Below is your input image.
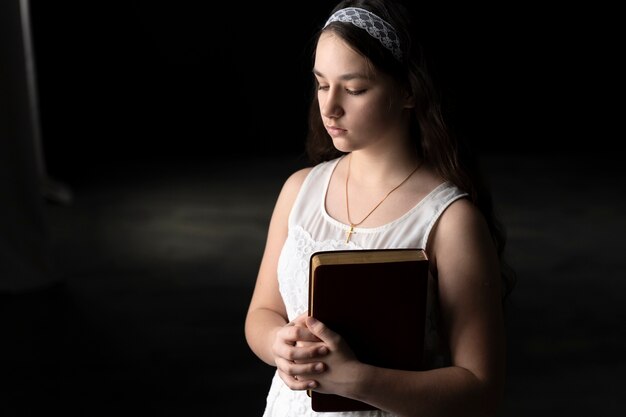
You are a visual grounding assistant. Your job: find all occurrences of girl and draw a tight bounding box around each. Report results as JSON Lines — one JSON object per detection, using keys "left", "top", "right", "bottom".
{"left": 245, "top": 1, "right": 515, "bottom": 415}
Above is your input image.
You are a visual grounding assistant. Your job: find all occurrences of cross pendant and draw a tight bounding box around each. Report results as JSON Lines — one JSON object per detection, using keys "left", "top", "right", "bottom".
{"left": 345, "top": 224, "right": 355, "bottom": 243}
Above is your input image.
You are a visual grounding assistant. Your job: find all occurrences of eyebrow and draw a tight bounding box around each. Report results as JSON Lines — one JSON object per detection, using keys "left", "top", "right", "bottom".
{"left": 312, "top": 69, "right": 370, "bottom": 81}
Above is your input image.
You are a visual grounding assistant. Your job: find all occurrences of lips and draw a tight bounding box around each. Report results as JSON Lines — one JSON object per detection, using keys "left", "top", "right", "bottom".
{"left": 326, "top": 125, "right": 347, "bottom": 136}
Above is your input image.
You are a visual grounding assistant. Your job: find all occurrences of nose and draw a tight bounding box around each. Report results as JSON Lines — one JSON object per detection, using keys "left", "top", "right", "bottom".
{"left": 320, "top": 87, "right": 344, "bottom": 119}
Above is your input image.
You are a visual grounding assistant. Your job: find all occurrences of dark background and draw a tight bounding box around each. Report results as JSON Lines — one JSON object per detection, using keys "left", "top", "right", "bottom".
{"left": 3, "top": 1, "right": 624, "bottom": 416}
{"left": 29, "top": 1, "right": 620, "bottom": 182}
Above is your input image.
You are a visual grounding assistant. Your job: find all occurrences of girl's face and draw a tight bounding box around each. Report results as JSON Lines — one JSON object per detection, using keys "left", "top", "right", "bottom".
{"left": 313, "top": 31, "right": 410, "bottom": 153}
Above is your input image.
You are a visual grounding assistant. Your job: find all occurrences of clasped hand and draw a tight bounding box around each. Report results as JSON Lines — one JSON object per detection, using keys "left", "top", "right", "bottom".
{"left": 272, "top": 313, "right": 360, "bottom": 395}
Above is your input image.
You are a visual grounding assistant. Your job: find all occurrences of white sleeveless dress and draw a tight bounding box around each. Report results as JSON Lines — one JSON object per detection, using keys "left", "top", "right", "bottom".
{"left": 262, "top": 156, "right": 468, "bottom": 417}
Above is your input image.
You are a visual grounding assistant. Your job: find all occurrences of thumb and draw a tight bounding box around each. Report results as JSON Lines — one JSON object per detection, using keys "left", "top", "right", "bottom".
{"left": 306, "top": 316, "right": 340, "bottom": 347}
{"left": 291, "top": 312, "right": 309, "bottom": 327}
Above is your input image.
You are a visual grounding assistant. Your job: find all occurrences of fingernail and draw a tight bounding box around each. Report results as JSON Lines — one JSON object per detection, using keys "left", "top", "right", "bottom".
{"left": 308, "top": 381, "right": 317, "bottom": 388}
{"left": 318, "top": 346, "right": 328, "bottom": 355}
{"left": 314, "top": 363, "right": 324, "bottom": 372}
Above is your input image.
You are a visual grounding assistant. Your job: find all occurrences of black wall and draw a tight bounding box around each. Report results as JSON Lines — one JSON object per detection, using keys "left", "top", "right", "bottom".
{"left": 29, "top": 1, "right": 619, "bottom": 182}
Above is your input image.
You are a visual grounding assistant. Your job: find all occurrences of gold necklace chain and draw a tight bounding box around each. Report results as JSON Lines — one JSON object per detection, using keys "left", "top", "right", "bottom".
{"left": 344, "top": 154, "right": 420, "bottom": 243}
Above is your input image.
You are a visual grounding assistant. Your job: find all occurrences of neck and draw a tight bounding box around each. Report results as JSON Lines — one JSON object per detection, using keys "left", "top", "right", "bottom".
{"left": 346, "top": 149, "right": 420, "bottom": 187}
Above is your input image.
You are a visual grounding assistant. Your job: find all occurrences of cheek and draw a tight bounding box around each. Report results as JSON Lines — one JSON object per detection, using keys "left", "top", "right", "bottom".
{"left": 356, "top": 100, "right": 393, "bottom": 127}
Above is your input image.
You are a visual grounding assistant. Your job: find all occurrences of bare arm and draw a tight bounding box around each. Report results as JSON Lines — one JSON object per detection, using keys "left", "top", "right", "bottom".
{"left": 244, "top": 167, "right": 328, "bottom": 389}
{"left": 302, "top": 198, "right": 506, "bottom": 417}
{"left": 244, "top": 168, "right": 308, "bottom": 364}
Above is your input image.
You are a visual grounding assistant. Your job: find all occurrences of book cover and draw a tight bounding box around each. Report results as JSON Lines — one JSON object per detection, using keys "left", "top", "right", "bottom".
{"left": 307, "top": 248, "right": 429, "bottom": 412}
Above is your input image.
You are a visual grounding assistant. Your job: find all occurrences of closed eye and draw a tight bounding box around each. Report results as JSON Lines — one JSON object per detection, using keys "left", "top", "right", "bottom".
{"left": 316, "top": 84, "right": 366, "bottom": 96}
{"left": 346, "top": 89, "right": 366, "bottom": 96}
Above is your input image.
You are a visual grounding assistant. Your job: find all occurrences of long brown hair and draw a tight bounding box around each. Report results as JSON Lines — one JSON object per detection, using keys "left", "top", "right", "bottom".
{"left": 305, "top": 0, "right": 516, "bottom": 300}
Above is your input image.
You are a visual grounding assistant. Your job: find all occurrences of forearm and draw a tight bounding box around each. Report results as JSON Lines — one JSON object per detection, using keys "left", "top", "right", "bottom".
{"left": 245, "top": 307, "right": 287, "bottom": 366}
{"left": 350, "top": 364, "right": 501, "bottom": 417}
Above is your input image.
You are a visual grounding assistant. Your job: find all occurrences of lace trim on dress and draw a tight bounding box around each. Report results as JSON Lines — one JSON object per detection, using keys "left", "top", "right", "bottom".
{"left": 277, "top": 225, "right": 361, "bottom": 321}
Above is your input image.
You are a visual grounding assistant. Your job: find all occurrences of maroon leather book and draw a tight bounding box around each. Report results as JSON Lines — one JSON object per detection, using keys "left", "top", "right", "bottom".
{"left": 307, "top": 248, "right": 429, "bottom": 412}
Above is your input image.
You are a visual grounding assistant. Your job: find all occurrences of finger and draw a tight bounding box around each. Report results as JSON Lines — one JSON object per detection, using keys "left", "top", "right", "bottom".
{"left": 306, "top": 316, "right": 340, "bottom": 346}
{"left": 277, "top": 369, "right": 318, "bottom": 391}
{"left": 276, "top": 357, "right": 325, "bottom": 376}
{"left": 276, "top": 342, "right": 329, "bottom": 363}
{"left": 282, "top": 324, "right": 323, "bottom": 344}
{"left": 290, "top": 312, "right": 312, "bottom": 326}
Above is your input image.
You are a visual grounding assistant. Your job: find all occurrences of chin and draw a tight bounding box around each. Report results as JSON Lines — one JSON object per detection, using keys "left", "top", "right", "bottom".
{"left": 331, "top": 138, "right": 353, "bottom": 153}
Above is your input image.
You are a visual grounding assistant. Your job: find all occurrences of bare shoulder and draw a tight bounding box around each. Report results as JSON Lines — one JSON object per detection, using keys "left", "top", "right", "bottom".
{"left": 271, "top": 166, "right": 314, "bottom": 217}
{"left": 278, "top": 167, "right": 313, "bottom": 203}
{"left": 436, "top": 197, "right": 487, "bottom": 234}
{"left": 283, "top": 167, "right": 313, "bottom": 191}
{"left": 429, "top": 197, "right": 499, "bottom": 278}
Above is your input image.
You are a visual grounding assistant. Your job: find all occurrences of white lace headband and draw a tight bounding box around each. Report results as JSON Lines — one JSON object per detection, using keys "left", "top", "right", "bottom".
{"left": 323, "top": 7, "right": 402, "bottom": 61}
